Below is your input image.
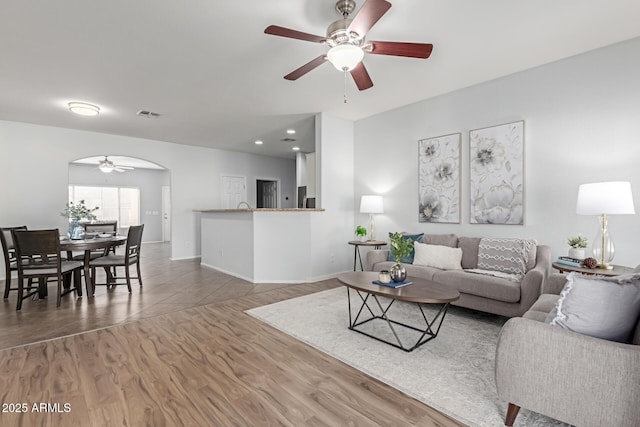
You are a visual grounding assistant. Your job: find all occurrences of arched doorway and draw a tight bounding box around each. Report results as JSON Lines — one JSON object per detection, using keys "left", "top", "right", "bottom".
{"left": 68, "top": 155, "right": 171, "bottom": 253}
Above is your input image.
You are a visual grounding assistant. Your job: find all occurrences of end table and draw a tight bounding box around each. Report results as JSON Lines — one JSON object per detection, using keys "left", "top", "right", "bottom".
{"left": 348, "top": 240, "right": 387, "bottom": 271}
{"left": 551, "top": 261, "right": 635, "bottom": 276}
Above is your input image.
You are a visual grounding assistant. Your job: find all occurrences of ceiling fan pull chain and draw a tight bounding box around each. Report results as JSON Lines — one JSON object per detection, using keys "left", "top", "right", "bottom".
{"left": 343, "top": 69, "right": 348, "bottom": 103}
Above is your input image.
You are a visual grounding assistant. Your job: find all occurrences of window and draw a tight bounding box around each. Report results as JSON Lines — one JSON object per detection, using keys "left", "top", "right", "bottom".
{"left": 68, "top": 186, "right": 140, "bottom": 227}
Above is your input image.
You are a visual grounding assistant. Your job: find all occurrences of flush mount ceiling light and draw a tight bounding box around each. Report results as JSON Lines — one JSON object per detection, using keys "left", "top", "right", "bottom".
{"left": 68, "top": 102, "right": 100, "bottom": 116}
{"left": 286, "top": 129, "right": 296, "bottom": 134}
{"left": 292, "top": 146, "right": 300, "bottom": 151}
{"left": 327, "top": 44, "right": 364, "bottom": 71}
{"left": 254, "top": 140, "right": 264, "bottom": 145}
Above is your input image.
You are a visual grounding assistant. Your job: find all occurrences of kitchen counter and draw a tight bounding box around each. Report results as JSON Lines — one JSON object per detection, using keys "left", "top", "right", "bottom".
{"left": 198, "top": 209, "right": 324, "bottom": 283}
{"left": 194, "top": 208, "right": 324, "bottom": 212}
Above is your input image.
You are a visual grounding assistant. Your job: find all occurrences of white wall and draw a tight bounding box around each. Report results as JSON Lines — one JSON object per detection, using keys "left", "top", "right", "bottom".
{"left": 0, "top": 121, "right": 297, "bottom": 273}
{"left": 354, "top": 37, "right": 640, "bottom": 267}
{"left": 68, "top": 164, "right": 170, "bottom": 242}
{"left": 309, "top": 113, "right": 355, "bottom": 278}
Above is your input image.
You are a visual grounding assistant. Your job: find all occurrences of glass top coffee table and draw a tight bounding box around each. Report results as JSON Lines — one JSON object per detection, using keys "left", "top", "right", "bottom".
{"left": 337, "top": 271, "right": 460, "bottom": 352}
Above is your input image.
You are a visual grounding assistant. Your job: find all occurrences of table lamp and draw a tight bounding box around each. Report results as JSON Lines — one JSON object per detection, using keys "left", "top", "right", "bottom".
{"left": 359, "top": 195, "right": 384, "bottom": 241}
{"left": 576, "top": 181, "right": 635, "bottom": 269}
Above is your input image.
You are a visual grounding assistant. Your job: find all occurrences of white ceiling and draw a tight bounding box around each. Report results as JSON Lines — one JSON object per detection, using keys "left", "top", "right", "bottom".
{"left": 1, "top": 1, "right": 639, "bottom": 159}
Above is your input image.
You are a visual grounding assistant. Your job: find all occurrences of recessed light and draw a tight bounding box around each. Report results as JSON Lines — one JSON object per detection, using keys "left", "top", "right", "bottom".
{"left": 255, "top": 140, "right": 263, "bottom": 145}
{"left": 286, "top": 129, "right": 296, "bottom": 135}
{"left": 292, "top": 146, "right": 300, "bottom": 151}
{"left": 68, "top": 102, "right": 100, "bottom": 116}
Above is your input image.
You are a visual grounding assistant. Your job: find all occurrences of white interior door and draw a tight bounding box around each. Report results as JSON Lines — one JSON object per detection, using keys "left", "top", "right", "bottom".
{"left": 161, "top": 186, "right": 171, "bottom": 242}
{"left": 222, "top": 175, "right": 247, "bottom": 208}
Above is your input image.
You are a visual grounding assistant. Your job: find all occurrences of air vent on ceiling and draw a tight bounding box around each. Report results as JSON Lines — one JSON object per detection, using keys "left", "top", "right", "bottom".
{"left": 281, "top": 137, "right": 296, "bottom": 142}
{"left": 136, "top": 110, "right": 161, "bottom": 118}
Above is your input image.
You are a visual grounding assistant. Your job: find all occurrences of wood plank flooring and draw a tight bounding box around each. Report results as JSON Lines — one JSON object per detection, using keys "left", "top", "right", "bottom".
{"left": 0, "top": 243, "right": 466, "bottom": 426}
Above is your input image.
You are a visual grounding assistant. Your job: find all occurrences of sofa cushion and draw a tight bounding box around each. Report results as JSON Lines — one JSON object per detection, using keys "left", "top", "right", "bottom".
{"left": 477, "top": 238, "right": 537, "bottom": 278}
{"left": 432, "top": 270, "right": 521, "bottom": 303}
{"left": 413, "top": 242, "right": 462, "bottom": 270}
{"left": 387, "top": 233, "right": 423, "bottom": 263}
{"left": 545, "top": 272, "right": 640, "bottom": 343}
{"left": 421, "top": 233, "right": 458, "bottom": 248}
{"left": 458, "top": 237, "right": 481, "bottom": 269}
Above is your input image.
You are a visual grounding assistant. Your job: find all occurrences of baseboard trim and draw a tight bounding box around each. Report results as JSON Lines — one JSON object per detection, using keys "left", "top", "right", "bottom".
{"left": 199, "top": 263, "right": 349, "bottom": 284}
{"left": 170, "top": 255, "right": 202, "bottom": 261}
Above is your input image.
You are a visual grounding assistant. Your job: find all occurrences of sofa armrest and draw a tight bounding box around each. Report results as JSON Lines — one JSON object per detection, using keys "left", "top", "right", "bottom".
{"left": 542, "top": 273, "right": 567, "bottom": 295}
{"left": 495, "top": 317, "right": 640, "bottom": 426}
{"left": 365, "top": 249, "right": 390, "bottom": 271}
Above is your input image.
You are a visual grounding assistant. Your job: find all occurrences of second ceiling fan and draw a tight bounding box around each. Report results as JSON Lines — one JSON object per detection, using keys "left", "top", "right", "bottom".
{"left": 265, "top": 0, "right": 433, "bottom": 91}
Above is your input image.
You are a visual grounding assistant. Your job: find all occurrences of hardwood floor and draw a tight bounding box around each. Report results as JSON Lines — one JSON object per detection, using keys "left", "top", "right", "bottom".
{"left": 0, "top": 243, "right": 466, "bottom": 426}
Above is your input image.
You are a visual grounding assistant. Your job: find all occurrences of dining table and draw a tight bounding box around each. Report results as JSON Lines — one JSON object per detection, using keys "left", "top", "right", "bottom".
{"left": 60, "top": 235, "right": 127, "bottom": 297}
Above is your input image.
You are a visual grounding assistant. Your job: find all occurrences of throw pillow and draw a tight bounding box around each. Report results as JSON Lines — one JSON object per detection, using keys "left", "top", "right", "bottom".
{"left": 476, "top": 238, "right": 537, "bottom": 278}
{"left": 413, "top": 242, "right": 462, "bottom": 270}
{"left": 545, "top": 272, "right": 640, "bottom": 343}
{"left": 387, "top": 233, "right": 424, "bottom": 264}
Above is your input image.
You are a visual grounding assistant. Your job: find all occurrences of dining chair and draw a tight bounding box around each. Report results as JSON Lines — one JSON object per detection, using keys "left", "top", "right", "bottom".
{"left": 83, "top": 221, "right": 118, "bottom": 253}
{"left": 1, "top": 225, "right": 37, "bottom": 299}
{"left": 12, "top": 229, "right": 84, "bottom": 310}
{"left": 90, "top": 224, "right": 144, "bottom": 293}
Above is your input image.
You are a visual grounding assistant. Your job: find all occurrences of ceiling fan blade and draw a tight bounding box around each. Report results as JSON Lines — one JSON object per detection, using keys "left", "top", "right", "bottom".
{"left": 284, "top": 55, "right": 328, "bottom": 80}
{"left": 347, "top": 0, "right": 392, "bottom": 38}
{"left": 264, "top": 25, "right": 327, "bottom": 43}
{"left": 367, "top": 41, "right": 433, "bottom": 58}
{"left": 115, "top": 166, "right": 134, "bottom": 170}
{"left": 350, "top": 62, "right": 373, "bottom": 91}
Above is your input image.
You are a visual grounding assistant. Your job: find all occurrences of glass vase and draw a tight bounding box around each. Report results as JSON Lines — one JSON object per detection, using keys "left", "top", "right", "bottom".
{"left": 68, "top": 219, "right": 85, "bottom": 240}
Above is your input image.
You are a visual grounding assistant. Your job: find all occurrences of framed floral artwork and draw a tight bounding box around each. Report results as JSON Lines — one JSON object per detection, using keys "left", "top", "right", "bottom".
{"left": 418, "top": 133, "right": 461, "bottom": 223}
{"left": 469, "top": 120, "right": 524, "bottom": 224}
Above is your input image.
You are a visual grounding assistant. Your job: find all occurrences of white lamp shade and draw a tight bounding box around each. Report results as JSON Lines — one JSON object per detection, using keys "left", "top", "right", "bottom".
{"left": 360, "top": 195, "right": 384, "bottom": 214}
{"left": 327, "top": 44, "right": 364, "bottom": 71}
{"left": 576, "top": 181, "right": 635, "bottom": 215}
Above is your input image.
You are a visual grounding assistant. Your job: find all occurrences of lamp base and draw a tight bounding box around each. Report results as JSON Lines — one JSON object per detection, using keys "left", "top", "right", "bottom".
{"left": 597, "top": 264, "right": 614, "bottom": 270}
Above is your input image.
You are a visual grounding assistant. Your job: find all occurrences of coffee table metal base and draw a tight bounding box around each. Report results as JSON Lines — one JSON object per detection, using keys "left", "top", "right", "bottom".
{"left": 347, "top": 288, "right": 451, "bottom": 352}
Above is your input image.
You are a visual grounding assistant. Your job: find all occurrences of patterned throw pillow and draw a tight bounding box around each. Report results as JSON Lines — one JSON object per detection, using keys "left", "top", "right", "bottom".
{"left": 545, "top": 272, "right": 640, "bottom": 343}
{"left": 387, "top": 233, "right": 424, "bottom": 264}
{"left": 476, "top": 237, "right": 537, "bottom": 278}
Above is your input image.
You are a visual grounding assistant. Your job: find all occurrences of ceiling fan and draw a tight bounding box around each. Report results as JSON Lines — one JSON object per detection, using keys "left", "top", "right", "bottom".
{"left": 264, "top": 0, "right": 433, "bottom": 91}
{"left": 98, "top": 156, "right": 134, "bottom": 173}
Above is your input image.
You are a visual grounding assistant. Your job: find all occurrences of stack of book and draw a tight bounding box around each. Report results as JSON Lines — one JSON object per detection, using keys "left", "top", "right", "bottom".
{"left": 555, "top": 256, "right": 584, "bottom": 267}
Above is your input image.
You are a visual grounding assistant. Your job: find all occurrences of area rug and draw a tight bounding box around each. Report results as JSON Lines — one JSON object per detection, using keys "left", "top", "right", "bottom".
{"left": 246, "top": 287, "right": 569, "bottom": 427}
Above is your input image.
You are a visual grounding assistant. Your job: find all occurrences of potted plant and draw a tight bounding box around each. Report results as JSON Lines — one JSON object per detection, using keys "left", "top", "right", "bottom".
{"left": 388, "top": 232, "right": 414, "bottom": 282}
{"left": 61, "top": 200, "right": 100, "bottom": 239}
{"left": 355, "top": 225, "right": 367, "bottom": 241}
{"left": 567, "top": 234, "right": 588, "bottom": 259}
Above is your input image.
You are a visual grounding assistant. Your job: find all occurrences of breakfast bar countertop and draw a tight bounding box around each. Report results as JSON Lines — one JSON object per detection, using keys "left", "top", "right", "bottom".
{"left": 194, "top": 208, "right": 325, "bottom": 212}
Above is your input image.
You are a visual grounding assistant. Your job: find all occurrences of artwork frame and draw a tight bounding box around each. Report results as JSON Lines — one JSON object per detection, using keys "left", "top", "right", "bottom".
{"left": 418, "top": 133, "right": 461, "bottom": 223}
{"left": 469, "top": 120, "right": 525, "bottom": 225}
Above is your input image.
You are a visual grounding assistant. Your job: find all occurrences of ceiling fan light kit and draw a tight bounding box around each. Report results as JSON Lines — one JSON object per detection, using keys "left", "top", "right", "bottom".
{"left": 327, "top": 44, "right": 364, "bottom": 71}
{"left": 264, "top": 0, "right": 432, "bottom": 92}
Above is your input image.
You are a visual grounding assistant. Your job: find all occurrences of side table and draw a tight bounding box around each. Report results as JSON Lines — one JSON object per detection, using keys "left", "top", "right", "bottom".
{"left": 551, "top": 262, "right": 635, "bottom": 276}
{"left": 348, "top": 240, "right": 387, "bottom": 271}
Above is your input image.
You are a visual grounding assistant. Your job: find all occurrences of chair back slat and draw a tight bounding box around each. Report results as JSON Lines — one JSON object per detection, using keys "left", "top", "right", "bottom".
{"left": 84, "top": 221, "right": 118, "bottom": 235}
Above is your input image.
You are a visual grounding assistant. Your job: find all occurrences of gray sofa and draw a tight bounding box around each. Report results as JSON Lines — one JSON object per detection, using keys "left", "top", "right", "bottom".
{"left": 365, "top": 234, "right": 550, "bottom": 318}
{"left": 495, "top": 273, "right": 640, "bottom": 426}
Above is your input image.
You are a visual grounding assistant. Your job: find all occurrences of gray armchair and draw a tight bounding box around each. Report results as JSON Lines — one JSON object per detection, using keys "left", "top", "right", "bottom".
{"left": 495, "top": 273, "right": 640, "bottom": 427}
